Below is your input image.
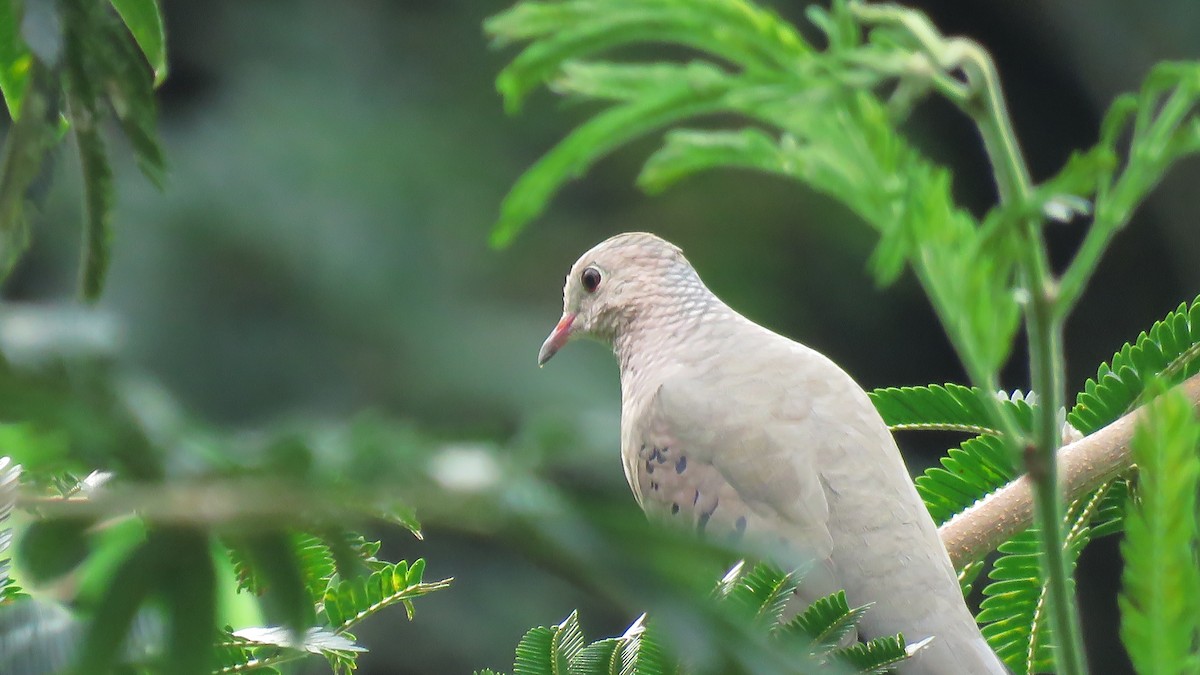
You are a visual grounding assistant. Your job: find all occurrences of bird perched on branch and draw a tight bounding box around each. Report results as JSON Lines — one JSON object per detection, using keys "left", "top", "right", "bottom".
{"left": 538, "top": 232, "right": 1007, "bottom": 674}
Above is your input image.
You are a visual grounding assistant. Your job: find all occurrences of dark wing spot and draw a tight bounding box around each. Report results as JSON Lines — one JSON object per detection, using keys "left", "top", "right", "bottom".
{"left": 675, "top": 456, "right": 687, "bottom": 474}
{"left": 671, "top": 503, "right": 679, "bottom": 515}
{"left": 644, "top": 459, "right": 654, "bottom": 475}
{"left": 692, "top": 489, "right": 700, "bottom": 506}
{"left": 697, "top": 498, "right": 717, "bottom": 535}
{"left": 650, "top": 481, "right": 659, "bottom": 491}
{"left": 728, "top": 516, "right": 748, "bottom": 544}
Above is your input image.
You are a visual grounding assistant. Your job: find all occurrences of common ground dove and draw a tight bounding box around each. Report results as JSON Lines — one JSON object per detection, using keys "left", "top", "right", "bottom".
{"left": 538, "top": 232, "right": 1007, "bottom": 674}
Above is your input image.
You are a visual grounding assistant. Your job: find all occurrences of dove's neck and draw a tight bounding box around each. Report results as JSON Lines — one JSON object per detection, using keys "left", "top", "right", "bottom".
{"left": 610, "top": 279, "right": 738, "bottom": 392}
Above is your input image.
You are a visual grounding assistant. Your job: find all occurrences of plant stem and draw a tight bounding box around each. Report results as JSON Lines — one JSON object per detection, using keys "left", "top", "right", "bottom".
{"left": 969, "top": 50, "right": 1091, "bottom": 675}
{"left": 1023, "top": 283, "right": 1089, "bottom": 675}
{"left": 851, "top": 5, "right": 1093, "bottom": 670}
{"left": 1057, "top": 83, "right": 1196, "bottom": 314}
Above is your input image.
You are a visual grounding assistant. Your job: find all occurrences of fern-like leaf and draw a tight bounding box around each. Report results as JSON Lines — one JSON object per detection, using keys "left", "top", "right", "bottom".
{"left": 1119, "top": 389, "right": 1200, "bottom": 675}
{"left": 868, "top": 386, "right": 1032, "bottom": 526}
{"left": 320, "top": 559, "right": 451, "bottom": 632}
{"left": 0, "top": 457, "right": 24, "bottom": 604}
{"left": 1070, "top": 295, "right": 1200, "bottom": 435}
{"left": 832, "top": 633, "right": 910, "bottom": 674}
{"left": 719, "top": 561, "right": 803, "bottom": 630}
{"left": 787, "top": 590, "right": 868, "bottom": 652}
{"left": 870, "top": 384, "right": 1031, "bottom": 435}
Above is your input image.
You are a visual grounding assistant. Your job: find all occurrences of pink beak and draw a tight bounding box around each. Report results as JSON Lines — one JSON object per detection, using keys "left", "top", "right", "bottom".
{"left": 538, "top": 313, "right": 575, "bottom": 366}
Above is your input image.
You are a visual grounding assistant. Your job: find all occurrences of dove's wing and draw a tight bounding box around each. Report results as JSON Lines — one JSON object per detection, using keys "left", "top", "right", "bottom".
{"left": 623, "top": 322, "right": 1007, "bottom": 673}
{"left": 623, "top": 336, "right": 848, "bottom": 603}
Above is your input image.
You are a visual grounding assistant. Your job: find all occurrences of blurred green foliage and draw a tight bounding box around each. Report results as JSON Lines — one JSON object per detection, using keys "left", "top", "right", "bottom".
{"left": 0, "top": 0, "right": 1197, "bottom": 674}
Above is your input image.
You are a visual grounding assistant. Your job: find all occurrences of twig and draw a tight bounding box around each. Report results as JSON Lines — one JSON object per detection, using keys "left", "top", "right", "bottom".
{"left": 939, "top": 371, "right": 1200, "bottom": 568}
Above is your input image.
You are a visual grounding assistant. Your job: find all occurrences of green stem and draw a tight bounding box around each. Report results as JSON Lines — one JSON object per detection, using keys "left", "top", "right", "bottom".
{"left": 852, "top": 5, "right": 1091, "bottom": 671}
{"left": 1057, "top": 84, "right": 1196, "bottom": 314}
{"left": 1023, "top": 282, "right": 1089, "bottom": 675}
{"left": 958, "top": 36, "right": 1090, "bottom": 675}
{"left": 979, "top": 75, "right": 1092, "bottom": 675}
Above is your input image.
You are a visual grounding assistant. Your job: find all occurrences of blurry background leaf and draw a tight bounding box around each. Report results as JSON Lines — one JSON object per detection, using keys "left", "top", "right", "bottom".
{"left": 16, "top": 518, "right": 90, "bottom": 584}
{"left": 0, "top": 0, "right": 32, "bottom": 119}
{"left": 108, "top": 0, "right": 168, "bottom": 86}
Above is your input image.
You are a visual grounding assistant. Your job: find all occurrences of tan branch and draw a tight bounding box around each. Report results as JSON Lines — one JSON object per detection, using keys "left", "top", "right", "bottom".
{"left": 938, "top": 371, "right": 1200, "bottom": 568}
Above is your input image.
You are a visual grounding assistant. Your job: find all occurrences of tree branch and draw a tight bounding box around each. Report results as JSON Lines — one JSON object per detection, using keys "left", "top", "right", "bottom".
{"left": 939, "top": 371, "right": 1200, "bottom": 568}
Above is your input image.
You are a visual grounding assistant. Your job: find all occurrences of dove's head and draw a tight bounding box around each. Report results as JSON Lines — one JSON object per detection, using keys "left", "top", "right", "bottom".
{"left": 538, "top": 232, "right": 702, "bottom": 366}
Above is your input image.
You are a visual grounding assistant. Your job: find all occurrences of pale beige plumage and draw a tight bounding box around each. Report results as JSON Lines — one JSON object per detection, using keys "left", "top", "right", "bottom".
{"left": 539, "top": 232, "right": 1007, "bottom": 674}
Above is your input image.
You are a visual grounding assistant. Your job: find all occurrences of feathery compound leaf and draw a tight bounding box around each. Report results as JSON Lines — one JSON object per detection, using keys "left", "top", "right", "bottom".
{"left": 833, "top": 633, "right": 910, "bottom": 674}
{"left": 616, "top": 615, "right": 668, "bottom": 675}
{"left": 1070, "top": 295, "right": 1200, "bottom": 435}
{"left": 512, "top": 610, "right": 586, "bottom": 675}
{"left": 869, "top": 385, "right": 1031, "bottom": 526}
{"left": 108, "top": 0, "right": 168, "bottom": 86}
{"left": 0, "top": 0, "right": 31, "bottom": 119}
{"left": 916, "top": 434, "right": 1016, "bottom": 526}
{"left": 514, "top": 625, "right": 558, "bottom": 675}
{"left": 1119, "top": 389, "right": 1200, "bottom": 675}
{"left": 718, "top": 561, "right": 803, "bottom": 629}
{"left": 789, "top": 590, "right": 869, "bottom": 652}
{"left": 870, "top": 384, "right": 1034, "bottom": 434}
{"left": 486, "top": 0, "right": 808, "bottom": 112}
{"left": 321, "top": 559, "right": 451, "bottom": 633}
{"left": 573, "top": 637, "right": 624, "bottom": 675}
{"left": 976, "top": 531, "right": 1055, "bottom": 673}
{"left": 0, "top": 457, "right": 23, "bottom": 604}
{"left": 977, "top": 489, "right": 1098, "bottom": 674}
{"left": 491, "top": 65, "right": 736, "bottom": 247}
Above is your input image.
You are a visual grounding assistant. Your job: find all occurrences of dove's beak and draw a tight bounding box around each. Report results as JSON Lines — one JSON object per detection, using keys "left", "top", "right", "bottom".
{"left": 538, "top": 313, "right": 575, "bottom": 367}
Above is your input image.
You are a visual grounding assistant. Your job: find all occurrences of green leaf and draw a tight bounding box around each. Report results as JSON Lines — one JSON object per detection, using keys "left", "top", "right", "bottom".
{"left": 321, "top": 559, "right": 451, "bottom": 633}
{"left": 1119, "top": 388, "right": 1200, "bottom": 675}
{"left": 870, "top": 384, "right": 1033, "bottom": 435}
{"left": 0, "top": 0, "right": 32, "bottom": 119}
{"left": 0, "top": 457, "right": 23, "bottom": 604}
{"left": 108, "top": 0, "right": 167, "bottom": 86}
{"left": 490, "top": 64, "right": 735, "bottom": 247}
{"left": 0, "top": 62, "right": 58, "bottom": 281}
{"left": 74, "top": 540, "right": 157, "bottom": 674}
{"left": 868, "top": 385, "right": 1030, "bottom": 525}
{"left": 637, "top": 127, "right": 794, "bottom": 195}
{"left": 789, "top": 590, "right": 869, "bottom": 652}
{"left": 572, "top": 637, "right": 623, "bottom": 675}
{"left": 615, "top": 615, "right": 668, "bottom": 675}
{"left": 228, "top": 532, "right": 314, "bottom": 635}
{"left": 717, "top": 561, "right": 802, "bottom": 630}
{"left": 513, "top": 626, "right": 557, "bottom": 675}
{"left": 73, "top": 117, "right": 115, "bottom": 301}
{"left": 18, "top": 518, "right": 90, "bottom": 583}
{"left": 486, "top": 0, "right": 809, "bottom": 112}
{"left": 833, "top": 633, "right": 910, "bottom": 674}
{"left": 1070, "top": 295, "right": 1200, "bottom": 435}
{"left": 160, "top": 530, "right": 217, "bottom": 675}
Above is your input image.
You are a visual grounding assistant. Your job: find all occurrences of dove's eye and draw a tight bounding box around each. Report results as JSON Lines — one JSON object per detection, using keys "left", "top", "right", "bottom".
{"left": 581, "top": 267, "right": 602, "bottom": 293}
